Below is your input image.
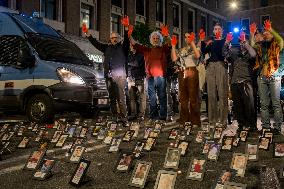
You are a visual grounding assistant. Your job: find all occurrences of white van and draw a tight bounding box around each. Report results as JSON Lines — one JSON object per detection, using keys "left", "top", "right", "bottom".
{"left": 0, "top": 12, "right": 109, "bottom": 122}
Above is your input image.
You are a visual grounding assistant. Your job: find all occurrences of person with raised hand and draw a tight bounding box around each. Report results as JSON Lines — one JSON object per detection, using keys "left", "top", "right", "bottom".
{"left": 250, "top": 20, "right": 283, "bottom": 134}
{"left": 222, "top": 31, "right": 257, "bottom": 132}
{"left": 130, "top": 24, "right": 171, "bottom": 123}
{"left": 85, "top": 15, "right": 131, "bottom": 126}
{"left": 171, "top": 32, "right": 201, "bottom": 127}
{"left": 200, "top": 23, "right": 228, "bottom": 128}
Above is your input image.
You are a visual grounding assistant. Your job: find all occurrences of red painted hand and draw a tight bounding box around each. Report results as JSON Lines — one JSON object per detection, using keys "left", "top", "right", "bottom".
{"left": 186, "top": 32, "right": 195, "bottom": 43}
{"left": 199, "top": 29, "right": 206, "bottom": 40}
{"left": 239, "top": 31, "right": 246, "bottom": 42}
{"left": 160, "top": 24, "right": 169, "bottom": 37}
{"left": 249, "top": 23, "right": 257, "bottom": 34}
{"left": 226, "top": 32, "right": 233, "bottom": 42}
{"left": 264, "top": 19, "right": 271, "bottom": 31}
{"left": 215, "top": 31, "right": 221, "bottom": 40}
{"left": 82, "top": 23, "right": 88, "bottom": 34}
{"left": 171, "top": 35, "right": 178, "bottom": 46}
{"left": 121, "top": 15, "right": 130, "bottom": 27}
{"left": 128, "top": 25, "right": 134, "bottom": 37}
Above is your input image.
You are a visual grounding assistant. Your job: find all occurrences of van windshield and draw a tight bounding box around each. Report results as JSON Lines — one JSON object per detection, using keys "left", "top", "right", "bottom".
{"left": 26, "top": 33, "right": 92, "bottom": 66}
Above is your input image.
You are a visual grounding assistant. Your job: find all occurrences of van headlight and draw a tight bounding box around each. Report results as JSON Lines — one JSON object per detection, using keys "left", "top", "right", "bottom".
{"left": 57, "top": 68, "right": 85, "bottom": 85}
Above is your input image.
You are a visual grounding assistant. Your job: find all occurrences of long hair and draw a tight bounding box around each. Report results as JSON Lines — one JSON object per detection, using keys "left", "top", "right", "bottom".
{"left": 149, "top": 31, "right": 163, "bottom": 46}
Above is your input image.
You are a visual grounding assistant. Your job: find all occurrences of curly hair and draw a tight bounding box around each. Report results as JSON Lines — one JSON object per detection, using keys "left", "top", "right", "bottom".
{"left": 149, "top": 31, "right": 163, "bottom": 46}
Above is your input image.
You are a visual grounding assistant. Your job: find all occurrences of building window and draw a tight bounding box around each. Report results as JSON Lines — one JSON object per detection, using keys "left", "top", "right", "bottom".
{"left": 261, "top": 0, "right": 268, "bottom": 7}
{"left": 40, "top": 0, "right": 56, "bottom": 20}
{"left": 226, "top": 21, "right": 232, "bottom": 33}
{"left": 173, "top": 3, "right": 180, "bottom": 28}
{"left": 111, "top": 13, "right": 121, "bottom": 34}
{"left": 242, "top": 1, "right": 249, "bottom": 10}
{"left": 201, "top": 14, "right": 207, "bottom": 33}
{"left": 156, "top": 0, "right": 164, "bottom": 22}
{"left": 0, "top": 0, "right": 8, "bottom": 7}
{"left": 260, "top": 15, "right": 270, "bottom": 26}
{"left": 81, "top": 3, "right": 92, "bottom": 29}
{"left": 188, "top": 9, "right": 194, "bottom": 32}
{"left": 136, "top": 0, "right": 145, "bottom": 16}
{"left": 215, "top": 0, "right": 219, "bottom": 9}
{"left": 241, "top": 18, "right": 250, "bottom": 34}
{"left": 111, "top": 0, "right": 122, "bottom": 8}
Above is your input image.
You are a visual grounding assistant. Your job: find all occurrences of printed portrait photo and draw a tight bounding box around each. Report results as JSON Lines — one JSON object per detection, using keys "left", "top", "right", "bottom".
{"left": 231, "top": 154, "right": 248, "bottom": 177}
{"left": 156, "top": 172, "right": 176, "bottom": 189}
{"left": 274, "top": 143, "right": 284, "bottom": 157}
{"left": 188, "top": 159, "right": 205, "bottom": 180}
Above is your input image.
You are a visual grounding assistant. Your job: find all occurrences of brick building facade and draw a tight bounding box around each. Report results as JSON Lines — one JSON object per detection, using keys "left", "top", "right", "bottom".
{"left": 1, "top": 0, "right": 227, "bottom": 47}
{"left": 226, "top": 0, "right": 284, "bottom": 36}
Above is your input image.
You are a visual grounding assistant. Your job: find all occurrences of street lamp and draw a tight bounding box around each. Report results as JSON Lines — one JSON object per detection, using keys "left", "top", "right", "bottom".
{"left": 230, "top": 1, "right": 238, "bottom": 9}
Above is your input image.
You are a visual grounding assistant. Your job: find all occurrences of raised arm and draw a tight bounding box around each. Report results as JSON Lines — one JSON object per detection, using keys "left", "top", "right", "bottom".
{"left": 171, "top": 35, "right": 178, "bottom": 62}
{"left": 87, "top": 35, "right": 108, "bottom": 52}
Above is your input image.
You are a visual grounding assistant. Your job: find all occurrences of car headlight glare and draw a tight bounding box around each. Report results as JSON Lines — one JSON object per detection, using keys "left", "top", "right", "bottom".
{"left": 57, "top": 68, "right": 85, "bottom": 85}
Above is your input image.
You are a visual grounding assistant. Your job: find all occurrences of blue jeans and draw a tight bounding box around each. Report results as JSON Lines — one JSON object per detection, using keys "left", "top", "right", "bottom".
{"left": 147, "top": 76, "right": 167, "bottom": 120}
{"left": 257, "top": 76, "right": 283, "bottom": 130}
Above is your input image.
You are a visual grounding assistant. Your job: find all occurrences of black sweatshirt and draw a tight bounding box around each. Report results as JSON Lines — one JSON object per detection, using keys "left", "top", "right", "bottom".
{"left": 201, "top": 38, "right": 225, "bottom": 62}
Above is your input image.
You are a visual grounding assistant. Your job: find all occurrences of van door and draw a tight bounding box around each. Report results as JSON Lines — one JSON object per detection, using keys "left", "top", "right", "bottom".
{"left": 0, "top": 35, "right": 35, "bottom": 110}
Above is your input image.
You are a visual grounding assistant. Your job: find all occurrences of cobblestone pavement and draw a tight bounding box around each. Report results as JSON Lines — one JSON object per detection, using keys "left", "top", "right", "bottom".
{"left": 0, "top": 113, "right": 283, "bottom": 189}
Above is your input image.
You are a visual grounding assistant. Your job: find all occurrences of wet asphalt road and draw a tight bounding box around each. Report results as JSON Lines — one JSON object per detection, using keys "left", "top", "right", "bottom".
{"left": 0, "top": 112, "right": 284, "bottom": 189}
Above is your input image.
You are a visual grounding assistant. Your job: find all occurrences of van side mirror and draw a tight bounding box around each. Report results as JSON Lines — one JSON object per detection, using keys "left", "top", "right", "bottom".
{"left": 0, "top": 35, "right": 35, "bottom": 68}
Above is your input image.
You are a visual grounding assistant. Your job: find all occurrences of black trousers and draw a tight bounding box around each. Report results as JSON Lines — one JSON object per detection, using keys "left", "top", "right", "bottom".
{"left": 231, "top": 81, "right": 256, "bottom": 129}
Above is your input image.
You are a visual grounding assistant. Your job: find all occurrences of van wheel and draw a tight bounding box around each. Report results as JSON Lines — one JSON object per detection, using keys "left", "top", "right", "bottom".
{"left": 26, "top": 94, "right": 54, "bottom": 123}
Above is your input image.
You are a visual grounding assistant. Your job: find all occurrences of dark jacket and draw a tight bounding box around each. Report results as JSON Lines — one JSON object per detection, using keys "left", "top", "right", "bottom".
{"left": 88, "top": 32, "right": 130, "bottom": 78}
{"left": 128, "top": 52, "right": 145, "bottom": 80}
{"left": 201, "top": 38, "right": 225, "bottom": 63}
{"left": 222, "top": 42, "right": 256, "bottom": 84}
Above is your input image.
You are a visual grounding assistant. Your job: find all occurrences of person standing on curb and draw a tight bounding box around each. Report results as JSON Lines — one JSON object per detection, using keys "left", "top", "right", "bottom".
{"left": 250, "top": 20, "right": 283, "bottom": 134}
{"left": 171, "top": 33, "right": 201, "bottom": 127}
{"left": 200, "top": 23, "right": 228, "bottom": 128}
{"left": 222, "top": 31, "right": 256, "bottom": 131}
{"left": 85, "top": 16, "right": 132, "bottom": 126}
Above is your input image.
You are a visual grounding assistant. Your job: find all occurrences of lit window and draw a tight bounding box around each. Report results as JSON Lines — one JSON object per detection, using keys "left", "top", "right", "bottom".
{"left": 81, "top": 3, "right": 91, "bottom": 29}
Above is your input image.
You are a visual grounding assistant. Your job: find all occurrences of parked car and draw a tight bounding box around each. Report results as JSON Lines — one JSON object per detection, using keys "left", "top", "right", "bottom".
{"left": 0, "top": 12, "right": 109, "bottom": 122}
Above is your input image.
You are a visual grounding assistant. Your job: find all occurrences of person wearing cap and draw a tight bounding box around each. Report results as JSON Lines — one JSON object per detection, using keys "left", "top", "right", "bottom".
{"left": 222, "top": 31, "right": 257, "bottom": 131}
{"left": 250, "top": 21, "right": 283, "bottom": 134}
